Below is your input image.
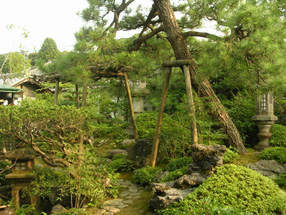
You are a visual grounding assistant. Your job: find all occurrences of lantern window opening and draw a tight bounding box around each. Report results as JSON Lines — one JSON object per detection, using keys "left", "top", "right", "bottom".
{"left": 261, "top": 94, "right": 267, "bottom": 112}
{"left": 14, "top": 161, "right": 28, "bottom": 172}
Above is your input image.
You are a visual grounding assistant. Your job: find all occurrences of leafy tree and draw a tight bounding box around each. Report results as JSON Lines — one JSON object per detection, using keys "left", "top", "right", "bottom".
{"left": 8, "top": 52, "right": 31, "bottom": 74}
{"left": 37, "top": 37, "right": 60, "bottom": 63}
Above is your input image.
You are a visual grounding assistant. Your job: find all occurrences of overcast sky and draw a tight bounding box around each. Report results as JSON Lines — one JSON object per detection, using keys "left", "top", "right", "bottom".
{"left": 0, "top": 0, "right": 90, "bottom": 54}
{"left": 0, "top": 0, "right": 216, "bottom": 55}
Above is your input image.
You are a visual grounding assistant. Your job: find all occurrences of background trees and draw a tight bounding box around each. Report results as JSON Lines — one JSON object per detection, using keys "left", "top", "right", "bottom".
{"left": 37, "top": 37, "right": 60, "bottom": 63}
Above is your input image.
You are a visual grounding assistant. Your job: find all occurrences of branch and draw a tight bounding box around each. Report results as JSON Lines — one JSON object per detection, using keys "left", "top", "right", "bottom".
{"left": 133, "top": 26, "right": 165, "bottom": 50}
{"left": 182, "top": 31, "right": 222, "bottom": 41}
{"left": 139, "top": 4, "right": 159, "bottom": 38}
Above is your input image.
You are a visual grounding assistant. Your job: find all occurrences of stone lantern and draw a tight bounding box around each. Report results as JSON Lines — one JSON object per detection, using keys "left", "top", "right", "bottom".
{"left": 252, "top": 93, "right": 277, "bottom": 151}
{"left": 5, "top": 147, "right": 38, "bottom": 208}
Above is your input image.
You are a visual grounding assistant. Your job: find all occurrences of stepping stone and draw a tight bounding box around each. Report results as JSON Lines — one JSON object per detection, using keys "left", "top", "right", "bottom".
{"left": 123, "top": 200, "right": 133, "bottom": 204}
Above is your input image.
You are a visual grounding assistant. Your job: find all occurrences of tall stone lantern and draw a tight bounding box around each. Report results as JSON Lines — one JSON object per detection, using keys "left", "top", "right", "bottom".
{"left": 252, "top": 93, "right": 277, "bottom": 151}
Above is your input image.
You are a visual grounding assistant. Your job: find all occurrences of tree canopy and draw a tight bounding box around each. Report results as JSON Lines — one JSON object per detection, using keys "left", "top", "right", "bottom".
{"left": 38, "top": 37, "right": 60, "bottom": 63}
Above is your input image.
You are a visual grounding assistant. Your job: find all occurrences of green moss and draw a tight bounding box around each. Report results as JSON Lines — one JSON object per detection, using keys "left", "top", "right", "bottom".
{"left": 132, "top": 166, "right": 161, "bottom": 186}
{"left": 223, "top": 147, "right": 239, "bottom": 164}
{"left": 160, "top": 164, "right": 286, "bottom": 215}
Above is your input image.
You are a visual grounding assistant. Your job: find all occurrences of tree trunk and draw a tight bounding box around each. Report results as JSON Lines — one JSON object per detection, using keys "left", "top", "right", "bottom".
{"left": 53, "top": 78, "right": 59, "bottom": 106}
{"left": 153, "top": 0, "right": 247, "bottom": 154}
{"left": 82, "top": 82, "right": 87, "bottom": 107}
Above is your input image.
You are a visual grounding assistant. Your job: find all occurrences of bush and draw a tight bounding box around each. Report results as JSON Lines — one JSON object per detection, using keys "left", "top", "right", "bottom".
{"left": 108, "top": 158, "right": 135, "bottom": 172}
{"left": 270, "top": 124, "right": 286, "bottom": 147}
{"left": 259, "top": 147, "right": 286, "bottom": 163}
{"left": 160, "top": 166, "right": 188, "bottom": 183}
{"left": 159, "top": 198, "right": 253, "bottom": 215}
{"left": 112, "top": 153, "right": 127, "bottom": 160}
{"left": 159, "top": 164, "right": 286, "bottom": 215}
{"left": 275, "top": 172, "right": 286, "bottom": 188}
{"left": 164, "top": 157, "right": 193, "bottom": 172}
{"left": 132, "top": 166, "right": 161, "bottom": 186}
{"left": 223, "top": 147, "right": 239, "bottom": 163}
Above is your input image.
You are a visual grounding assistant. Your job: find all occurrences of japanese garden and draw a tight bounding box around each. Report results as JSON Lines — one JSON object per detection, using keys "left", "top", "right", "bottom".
{"left": 1, "top": 0, "right": 286, "bottom": 214}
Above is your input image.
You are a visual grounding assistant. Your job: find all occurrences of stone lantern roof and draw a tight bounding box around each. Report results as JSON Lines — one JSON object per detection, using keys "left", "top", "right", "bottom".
{"left": 5, "top": 147, "right": 39, "bottom": 160}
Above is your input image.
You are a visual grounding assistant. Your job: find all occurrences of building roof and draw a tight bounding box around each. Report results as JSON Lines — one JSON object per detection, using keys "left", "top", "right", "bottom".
{"left": 0, "top": 85, "right": 24, "bottom": 93}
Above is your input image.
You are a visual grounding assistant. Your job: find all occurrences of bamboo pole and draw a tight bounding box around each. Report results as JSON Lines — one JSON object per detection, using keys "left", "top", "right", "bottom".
{"left": 183, "top": 65, "right": 198, "bottom": 145}
{"left": 124, "top": 73, "right": 139, "bottom": 141}
{"left": 151, "top": 67, "right": 172, "bottom": 167}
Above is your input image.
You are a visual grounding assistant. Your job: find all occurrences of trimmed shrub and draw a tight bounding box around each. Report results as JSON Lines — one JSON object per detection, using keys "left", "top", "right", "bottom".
{"left": 275, "top": 172, "right": 286, "bottom": 188}
{"left": 270, "top": 124, "right": 286, "bottom": 147}
{"left": 132, "top": 166, "right": 161, "bottom": 186}
{"left": 164, "top": 157, "right": 193, "bottom": 172}
{"left": 160, "top": 166, "right": 188, "bottom": 183}
{"left": 159, "top": 164, "right": 286, "bottom": 215}
{"left": 223, "top": 147, "right": 239, "bottom": 163}
{"left": 259, "top": 147, "right": 286, "bottom": 163}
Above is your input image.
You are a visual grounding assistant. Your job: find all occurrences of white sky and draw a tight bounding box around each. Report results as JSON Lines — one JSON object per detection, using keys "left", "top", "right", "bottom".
{"left": 0, "top": 0, "right": 217, "bottom": 55}
{"left": 0, "top": 0, "right": 89, "bottom": 54}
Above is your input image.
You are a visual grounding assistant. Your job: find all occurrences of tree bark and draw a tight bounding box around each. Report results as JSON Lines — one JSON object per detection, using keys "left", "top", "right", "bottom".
{"left": 153, "top": 0, "right": 247, "bottom": 154}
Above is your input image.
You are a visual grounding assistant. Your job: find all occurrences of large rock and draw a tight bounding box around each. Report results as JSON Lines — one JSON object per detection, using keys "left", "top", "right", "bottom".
{"left": 49, "top": 204, "right": 66, "bottom": 215}
{"left": 107, "top": 149, "right": 128, "bottom": 159}
{"left": 245, "top": 160, "right": 286, "bottom": 179}
{"left": 189, "top": 144, "right": 227, "bottom": 175}
{"left": 118, "top": 139, "right": 136, "bottom": 149}
{"left": 149, "top": 144, "right": 227, "bottom": 211}
{"left": 127, "top": 138, "right": 153, "bottom": 167}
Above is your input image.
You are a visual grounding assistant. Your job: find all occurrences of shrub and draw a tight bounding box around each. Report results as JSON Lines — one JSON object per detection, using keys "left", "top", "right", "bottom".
{"left": 275, "top": 172, "right": 286, "bottom": 188}
{"left": 259, "top": 147, "right": 286, "bottom": 163}
{"left": 132, "top": 166, "right": 161, "bottom": 186}
{"left": 223, "top": 147, "right": 239, "bottom": 163}
{"left": 164, "top": 157, "right": 193, "bottom": 172}
{"left": 108, "top": 158, "right": 135, "bottom": 172}
{"left": 158, "top": 198, "right": 253, "bottom": 215}
{"left": 160, "top": 166, "right": 188, "bottom": 183}
{"left": 270, "top": 124, "right": 286, "bottom": 147}
{"left": 159, "top": 164, "right": 286, "bottom": 215}
{"left": 112, "top": 153, "right": 127, "bottom": 160}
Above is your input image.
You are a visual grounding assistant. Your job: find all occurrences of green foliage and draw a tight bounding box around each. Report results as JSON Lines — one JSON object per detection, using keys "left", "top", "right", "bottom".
{"left": 16, "top": 204, "right": 37, "bottom": 215}
{"left": 223, "top": 92, "right": 256, "bottom": 146}
{"left": 0, "top": 160, "right": 11, "bottom": 185}
{"left": 160, "top": 166, "right": 188, "bottom": 183}
{"left": 108, "top": 158, "right": 135, "bottom": 172}
{"left": 112, "top": 153, "right": 127, "bottom": 160}
{"left": 259, "top": 147, "right": 286, "bottom": 163}
{"left": 136, "top": 111, "right": 192, "bottom": 158}
{"left": 160, "top": 164, "right": 286, "bottom": 215}
{"left": 270, "top": 124, "right": 286, "bottom": 147}
{"left": 158, "top": 198, "right": 253, "bottom": 215}
{"left": 38, "top": 37, "right": 60, "bottom": 62}
{"left": 164, "top": 157, "right": 193, "bottom": 172}
{"left": 132, "top": 166, "right": 161, "bottom": 186}
{"left": 57, "top": 208, "right": 89, "bottom": 215}
{"left": 275, "top": 172, "right": 286, "bottom": 188}
{"left": 223, "top": 147, "right": 239, "bottom": 164}
{"left": 30, "top": 149, "right": 118, "bottom": 208}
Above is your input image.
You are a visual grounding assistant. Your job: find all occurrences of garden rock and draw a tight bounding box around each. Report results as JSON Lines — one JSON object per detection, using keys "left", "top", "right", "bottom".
{"left": 149, "top": 144, "right": 227, "bottom": 211}
{"left": 245, "top": 160, "right": 286, "bottom": 179}
{"left": 127, "top": 138, "right": 153, "bottom": 167}
{"left": 118, "top": 139, "right": 135, "bottom": 148}
{"left": 107, "top": 149, "right": 128, "bottom": 159}
{"left": 0, "top": 207, "right": 16, "bottom": 215}
{"left": 49, "top": 204, "right": 66, "bottom": 215}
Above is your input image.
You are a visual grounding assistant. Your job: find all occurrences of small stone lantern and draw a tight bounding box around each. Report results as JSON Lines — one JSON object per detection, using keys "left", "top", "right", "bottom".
{"left": 252, "top": 93, "right": 277, "bottom": 151}
{"left": 5, "top": 148, "right": 38, "bottom": 208}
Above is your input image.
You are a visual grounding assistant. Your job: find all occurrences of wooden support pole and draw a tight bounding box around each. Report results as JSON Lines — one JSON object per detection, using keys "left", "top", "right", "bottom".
{"left": 53, "top": 78, "right": 59, "bottom": 106}
{"left": 124, "top": 73, "right": 139, "bottom": 141}
{"left": 76, "top": 84, "right": 80, "bottom": 109}
{"left": 183, "top": 65, "right": 198, "bottom": 145}
{"left": 82, "top": 82, "right": 87, "bottom": 107}
{"left": 151, "top": 67, "right": 172, "bottom": 167}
